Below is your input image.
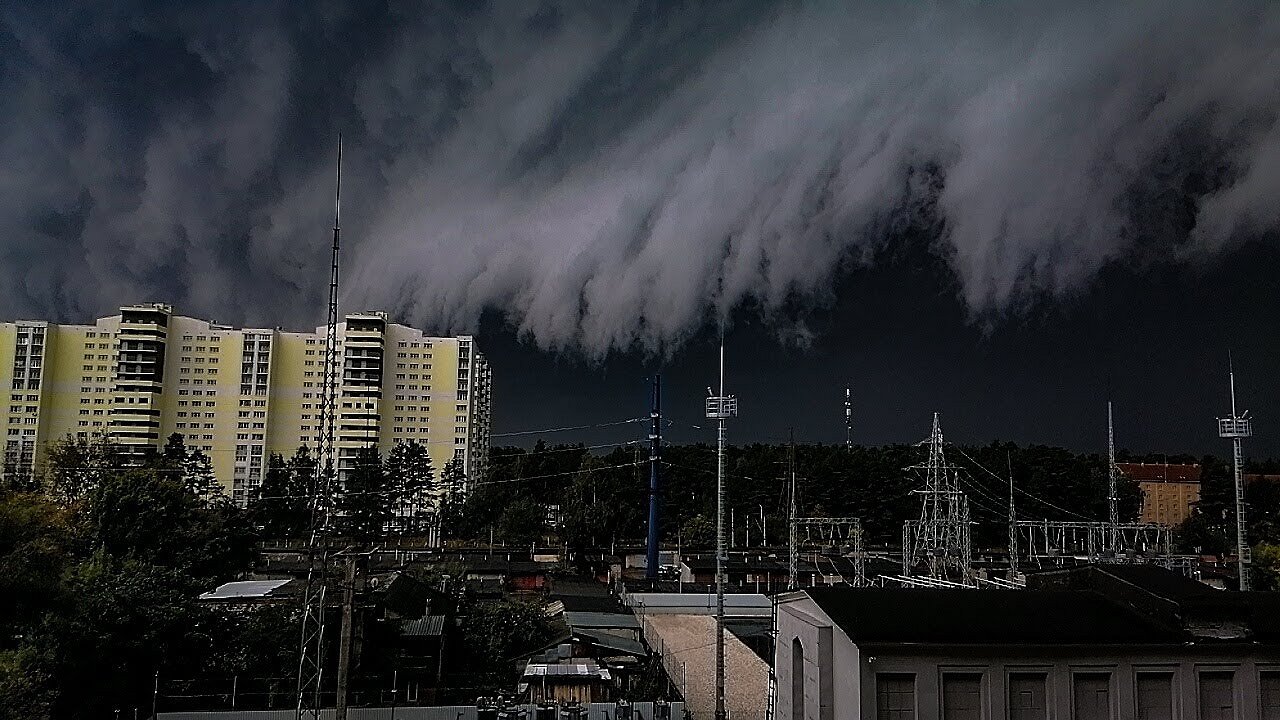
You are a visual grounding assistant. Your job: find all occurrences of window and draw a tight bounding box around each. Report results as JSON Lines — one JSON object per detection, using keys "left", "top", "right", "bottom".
{"left": 1008, "top": 673, "right": 1047, "bottom": 720}
{"left": 1072, "top": 673, "right": 1111, "bottom": 720}
{"left": 1198, "top": 671, "right": 1234, "bottom": 720}
{"left": 876, "top": 674, "right": 915, "bottom": 720}
{"left": 1136, "top": 673, "right": 1173, "bottom": 720}
{"left": 941, "top": 674, "right": 981, "bottom": 720}
{"left": 1261, "top": 671, "right": 1280, "bottom": 720}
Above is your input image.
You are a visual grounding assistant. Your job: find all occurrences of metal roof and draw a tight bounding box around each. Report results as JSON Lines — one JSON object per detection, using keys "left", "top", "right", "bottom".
{"left": 624, "top": 592, "right": 771, "bottom": 616}
{"left": 574, "top": 629, "right": 647, "bottom": 657}
{"left": 522, "top": 663, "right": 612, "bottom": 680}
{"left": 401, "top": 615, "right": 446, "bottom": 637}
{"left": 563, "top": 611, "right": 640, "bottom": 630}
{"left": 198, "top": 579, "right": 290, "bottom": 600}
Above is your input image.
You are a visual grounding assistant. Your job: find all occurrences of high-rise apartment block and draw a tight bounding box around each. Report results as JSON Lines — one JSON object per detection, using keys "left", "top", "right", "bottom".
{"left": 0, "top": 303, "right": 491, "bottom": 504}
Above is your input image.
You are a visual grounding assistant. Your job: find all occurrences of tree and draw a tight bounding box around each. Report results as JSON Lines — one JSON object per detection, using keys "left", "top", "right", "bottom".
{"left": 249, "top": 449, "right": 313, "bottom": 538}
{"left": 384, "top": 441, "right": 436, "bottom": 536}
{"left": 0, "top": 491, "right": 69, "bottom": 634}
{"left": 680, "top": 514, "right": 715, "bottom": 550}
{"left": 460, "top": 597, "right": 558, "bottom": 682}
{"left": 337, "top": 446, "right": 392, "bottom": 544}
{"left": 42, "top": 433, "right": 114, "bottom": 505}
{"left": 158, "top": 433, "right": 221, "bottom": 501}
{"left": 1176, "top": 455, "right": 1233, "bottom": 554}
{"left": 497, "top": 498, "right": 546, "bottom": 547}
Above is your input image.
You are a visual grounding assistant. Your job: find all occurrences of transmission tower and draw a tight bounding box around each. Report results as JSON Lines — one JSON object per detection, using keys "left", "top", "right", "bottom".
{"left": 902, "top": 413, "right": 973, "bottom": 581}
{"left": 704, "top": 340, "right": 736, "bottom": 720}
{"left": 296, "top": 136, "right": 344, "bottom": 718}
{"left": 1218, "top": 360, "right": 1254, "bottom": 590}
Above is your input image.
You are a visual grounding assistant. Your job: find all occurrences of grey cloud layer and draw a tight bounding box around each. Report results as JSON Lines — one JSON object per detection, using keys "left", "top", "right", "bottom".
{"left": 1, "top": 2, "right": 1277, "bottom": 352}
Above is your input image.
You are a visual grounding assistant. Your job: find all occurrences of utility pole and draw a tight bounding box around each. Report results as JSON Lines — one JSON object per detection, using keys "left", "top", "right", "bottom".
{"left": 1007, "top": 452, "right": 1018, "bottom": 577}
{"left": 1108, "top": 401, "right": 1119, "bottom": 554}
{"left": 1218, "top": 359, "right": 1254, "bottom": 590}
{"left": 787, "top": 430, "right": 797, "bottom": 590}
{"left": 335, "top": 553, "right": 362, "bottom": 720}
{"left": 646, "top": 374, "right": 662, "bottom": 581}
{"left": 705, "top": 339, "right": 737, "bottom": 720}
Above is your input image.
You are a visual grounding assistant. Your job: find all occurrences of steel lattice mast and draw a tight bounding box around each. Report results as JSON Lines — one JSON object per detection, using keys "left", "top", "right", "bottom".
{"left": 1107, "top": 401, "right": 1119, "bottom": 553}
{"left": 296, "top": 136, "right": 343, "bottom": 718}
{"left": 1218, "top": 360, "right": 1253, "bottom": 590}
{"left": 705, "top": 340, "right": 737, "bottom": 720}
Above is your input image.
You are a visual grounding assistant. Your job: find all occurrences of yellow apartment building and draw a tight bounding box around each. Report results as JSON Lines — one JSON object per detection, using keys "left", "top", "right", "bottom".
{"left": 0, "top": 303, "right": 492, "bottom": 504}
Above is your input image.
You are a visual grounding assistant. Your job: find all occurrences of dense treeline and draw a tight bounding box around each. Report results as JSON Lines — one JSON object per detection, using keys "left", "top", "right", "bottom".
{"left": 457, "top": 441, "right": 1280, "bottom": 566}
{"left": 454, "top": 440, "right": 1147, "bottom": 548}
{"left": 0, "top": 433, "right": 451, "bottom": 718}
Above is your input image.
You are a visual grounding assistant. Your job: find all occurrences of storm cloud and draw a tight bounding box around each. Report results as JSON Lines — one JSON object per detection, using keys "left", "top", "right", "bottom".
{"left": 1, "top": 1, "right": 1277, "bottom": 353}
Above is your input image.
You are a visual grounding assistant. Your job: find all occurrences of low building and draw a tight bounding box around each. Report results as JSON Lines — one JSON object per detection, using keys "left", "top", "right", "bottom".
{"left": 776, "top": 565, "right": 1280, "bottom": 719}
{"left": 519, "top": 660, "right": 614, "bottom": 704}
{"left": 1119, "top": 462, "right": 1201, "bottom": 526}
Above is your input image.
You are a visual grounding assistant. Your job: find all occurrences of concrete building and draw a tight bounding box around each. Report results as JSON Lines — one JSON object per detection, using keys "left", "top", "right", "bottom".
{"left": 1119, "top": 462, "right": 1202, "bottom": 526}
{"left": 776, "top": 565, "right": 1280, "bottom": 720}
{"left": 0, "top": 303, "right": 491, "bottom": 503}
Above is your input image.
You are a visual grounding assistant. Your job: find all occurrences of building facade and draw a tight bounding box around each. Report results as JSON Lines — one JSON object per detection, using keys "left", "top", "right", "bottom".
{"left": 1118, "top": 462, "right": 1202, "bottom": 527}
{"left": 0, "top": 303, "right": 491, "bottom": 503}
{"left": 776, "top": 566, "right": 1280, "bottom": 720}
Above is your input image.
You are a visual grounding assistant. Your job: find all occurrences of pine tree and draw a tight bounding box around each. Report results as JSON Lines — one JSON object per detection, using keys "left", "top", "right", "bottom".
{"left": 336, "top": 446, "right": 391, "bottom": 544}
{"left": 248, "top": 449, "right": 314, "bottom": 538}
{"left": 384, "top": 441, "right": 436, "bottom": 536}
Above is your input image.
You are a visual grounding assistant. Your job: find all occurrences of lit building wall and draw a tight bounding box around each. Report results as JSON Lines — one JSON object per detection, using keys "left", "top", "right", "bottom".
{"left": 0, "top": 304, "right": 492, "bottom": 504}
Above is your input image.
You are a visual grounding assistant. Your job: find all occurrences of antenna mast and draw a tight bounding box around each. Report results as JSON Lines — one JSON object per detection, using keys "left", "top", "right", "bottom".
{"left": 297, "top": 136, "right": 344, "bottom": 718}
{"left": 1108, "top": 401, "right": 1119, "bottom": 553}
{"left": 646, "top": 374, "right": 662, "bottom": 581}
{"left": 1218, "top": 357, "right": 1254, "bottom": 590}
{"left": 787, "top": 429, "right": 797, "bottom": 590}
{"left": 705, "top": 337, "right": 737, "bottom": 720}
{"left": 844, "top": 387, "right": 852, "bottom": 447}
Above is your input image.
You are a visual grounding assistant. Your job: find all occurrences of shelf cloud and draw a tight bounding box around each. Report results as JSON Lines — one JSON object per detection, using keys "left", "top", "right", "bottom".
{"left": 2, "top": 2, "right": 1277, "bottom": 353}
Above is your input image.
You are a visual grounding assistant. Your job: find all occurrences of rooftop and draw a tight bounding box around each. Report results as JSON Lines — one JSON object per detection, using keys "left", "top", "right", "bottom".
{"left": 802, "top": 587, "right": 1183, "bottom": 646}
{"left": 198, "top": 579, "right": 291, "bottom": 601}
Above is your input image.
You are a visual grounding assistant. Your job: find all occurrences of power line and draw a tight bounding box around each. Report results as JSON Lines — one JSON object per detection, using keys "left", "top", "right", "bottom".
{"left": 951, "top": 445, "right": 1094, "bottom": 521}
{"left": 490, "top": 417, "right": 644, "bottom": 438}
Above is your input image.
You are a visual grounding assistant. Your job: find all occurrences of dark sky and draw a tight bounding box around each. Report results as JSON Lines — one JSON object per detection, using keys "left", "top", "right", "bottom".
{"left": 2, "top": 2, "right": 1279, "bottom": 457}
{"left": 486, "top": 235, "right": 1280, "bottom": 457}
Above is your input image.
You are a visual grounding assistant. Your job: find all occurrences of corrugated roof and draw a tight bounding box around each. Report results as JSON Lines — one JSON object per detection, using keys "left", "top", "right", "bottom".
{"left": 198, "top": 579, "right": 290, "bottom": 600}
{"left": 522, "top": 663, "right": 612, "bottom": 680}
{"left": 401, "top": 615, "right": 446, "bottom": 637}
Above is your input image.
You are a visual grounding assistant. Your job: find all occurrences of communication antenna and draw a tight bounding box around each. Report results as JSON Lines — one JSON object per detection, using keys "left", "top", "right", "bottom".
{"left": 297, "top": 136, "right": 344, "bottom": 718}
{"left": 1217, "top": 355, "right": 1254, "bottom": 590}
{"left": 705, "top": 337, "right": 737, "bottom": 720}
